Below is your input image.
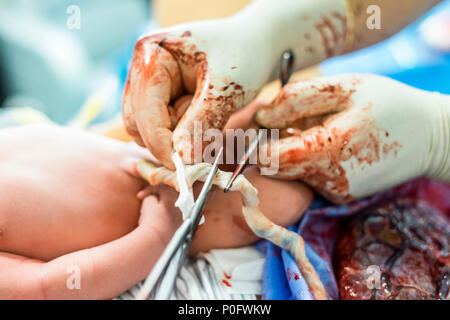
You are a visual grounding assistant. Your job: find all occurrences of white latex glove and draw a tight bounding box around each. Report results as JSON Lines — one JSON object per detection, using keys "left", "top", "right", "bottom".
{"left": 123, "top": 0, "right": 440, "bottom": 169}
{"left": 255, "top": 74, "right": 450, "bottom": 204}
{"left": 122, "top": 0, "right": 349, "bottom": 168}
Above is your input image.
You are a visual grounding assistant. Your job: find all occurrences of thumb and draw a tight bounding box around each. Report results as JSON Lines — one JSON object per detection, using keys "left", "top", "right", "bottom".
{"left": 255, "top": 75, "right": 361, "bottom": 129}
{"left": 263, "top": 126, "right": 351, "bottom": 203}
{"left": 127, "top": 36, "right": 183, "bottom": 170}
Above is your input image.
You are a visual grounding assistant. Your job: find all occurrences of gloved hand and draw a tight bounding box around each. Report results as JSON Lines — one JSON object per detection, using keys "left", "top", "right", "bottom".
{"left": 123, "top": 0, "right": 442, "bottom": 169}
{"left": 255, "top": 74, "right": 450, "bottom": 203}
{"left": 122, "top": 0, "right": 350, "bottom": 168}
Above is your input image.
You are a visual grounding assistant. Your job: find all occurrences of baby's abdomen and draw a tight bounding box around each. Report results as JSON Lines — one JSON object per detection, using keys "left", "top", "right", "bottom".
{"left": 0, "top": 164, "right": 142, "bottom": 262}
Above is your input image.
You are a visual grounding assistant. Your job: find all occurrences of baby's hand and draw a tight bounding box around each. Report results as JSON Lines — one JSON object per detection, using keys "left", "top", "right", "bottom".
{"left": 137, "top": 185, "right": 183, "bottom": 246}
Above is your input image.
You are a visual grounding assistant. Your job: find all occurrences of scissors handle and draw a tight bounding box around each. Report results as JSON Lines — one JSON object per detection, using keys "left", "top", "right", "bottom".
{"left": 224, "top": 51, "right": 294, "bottom": 193}
{"left": 137, "top": 148, "right": 223, "bottom": 300}
{"left": 136, "top": 218, "right": 192, "bottom": 300}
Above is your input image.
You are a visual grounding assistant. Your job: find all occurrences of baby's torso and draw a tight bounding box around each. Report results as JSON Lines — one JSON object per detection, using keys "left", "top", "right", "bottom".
{"left": 0, "top": 128, "right": 144, "bottom": 261}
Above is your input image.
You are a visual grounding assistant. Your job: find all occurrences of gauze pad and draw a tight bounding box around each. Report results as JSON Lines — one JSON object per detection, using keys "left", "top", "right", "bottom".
{"left": 172, "top": 152, "right": 204, "bottom": 224}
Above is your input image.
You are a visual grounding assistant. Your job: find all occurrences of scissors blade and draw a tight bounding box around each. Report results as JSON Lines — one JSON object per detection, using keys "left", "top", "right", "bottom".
{"left": 224, "top": 51, "right": 294, "bottom": 194}
{"left": 153, "top": 244, "right": 185, "bottom": 299}
{"left": 189, "top": 147, "right": 223, "bottom": 228}
{"left": 224, "top": 131, "right": 263, "bottom": 193}
{"left": 136, "top": 218, "right": 192, "bottom": 300}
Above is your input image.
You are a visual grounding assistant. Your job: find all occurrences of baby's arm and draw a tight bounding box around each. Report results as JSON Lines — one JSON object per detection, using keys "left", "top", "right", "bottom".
{"left": 0, "top": 195, "right": 180, "bottom": 299}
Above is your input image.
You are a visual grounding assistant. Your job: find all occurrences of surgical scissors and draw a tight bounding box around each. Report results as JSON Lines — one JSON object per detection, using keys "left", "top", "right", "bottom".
{"left": 224, "top": 50, "right": 294, "bottom": 193}
{"left": 136, "top": 147, "right": 223, "bottom": 300}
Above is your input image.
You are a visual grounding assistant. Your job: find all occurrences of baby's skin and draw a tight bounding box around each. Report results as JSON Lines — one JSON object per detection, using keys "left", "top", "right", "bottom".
{"left": 0, "top": 124, "right": 312, "bottom": 299}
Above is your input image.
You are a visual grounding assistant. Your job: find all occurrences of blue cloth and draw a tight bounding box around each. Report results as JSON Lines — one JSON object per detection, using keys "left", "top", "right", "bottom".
{"left": 258, "top": 184, "right": 420, "bottom": 299}
{"left": 258, "top": 197, "right": 346, "bottom": 300}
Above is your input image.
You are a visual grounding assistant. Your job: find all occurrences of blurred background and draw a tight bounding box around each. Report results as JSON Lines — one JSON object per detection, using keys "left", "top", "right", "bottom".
{"left": 0, "top": 0, "right": 449, "bottom": 133}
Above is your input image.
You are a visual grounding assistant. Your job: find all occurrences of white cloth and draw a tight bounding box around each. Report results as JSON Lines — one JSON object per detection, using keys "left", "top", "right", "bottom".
{"left": 199, "top": 247, "right": 265, "bottom": 296}
{"left": 116, "top": 246, "right": 264, "bottom": 300}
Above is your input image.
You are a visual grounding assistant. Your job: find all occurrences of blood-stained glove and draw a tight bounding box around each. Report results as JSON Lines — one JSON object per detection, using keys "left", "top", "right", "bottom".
{"left": 123, "top": 0, "right": 441, "bottom": 169}
{"left": 255, "top": 74, "right": 450, "bottom": 203}
{"left": 122, "top": 0, "right": 351, "bottom": 169}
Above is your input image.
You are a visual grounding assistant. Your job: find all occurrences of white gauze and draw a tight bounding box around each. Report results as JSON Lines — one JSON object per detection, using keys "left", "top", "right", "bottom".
{"left": 171, "top": 152, "right": 204, "bottom": 224}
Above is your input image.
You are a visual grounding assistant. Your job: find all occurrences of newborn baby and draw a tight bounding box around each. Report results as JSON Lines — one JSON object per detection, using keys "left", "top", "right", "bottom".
{"left": 0, "top": 124, "right": 312, "bottom": 299}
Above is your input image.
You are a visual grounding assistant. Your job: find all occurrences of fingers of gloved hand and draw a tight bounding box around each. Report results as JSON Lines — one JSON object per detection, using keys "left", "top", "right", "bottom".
{"left": 168, "top": 94, "right": 193, "bottom": 129}
{"left": 123, "top": 36, "right": 183, "bottom": 149}
{"left": 255, "top": 75, "right": 362, "bottom": 129}
{"left": 173, "top": 73, "right": 246, "bottom": 164}
{"left": 128, "top": 42, "right": 180, "bottom": 170}
{"left": 133, "top": 35, "right": 184, "bottom": 100}
{"left": 263, "top": 103, "right": 392, "bottom": 204}
{"left": 265, "top": 127, "right": 332, "bottom": 178}
{"left": 224, "top": 97, "right": 269, "bottom": 131}
{"left": 259, "top": 118, "right": 360, "bottom": 203}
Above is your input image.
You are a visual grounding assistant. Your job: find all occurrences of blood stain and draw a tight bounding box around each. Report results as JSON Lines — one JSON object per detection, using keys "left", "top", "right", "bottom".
{"left": 222, "top": 279, "right": 232, "bottom": 287}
